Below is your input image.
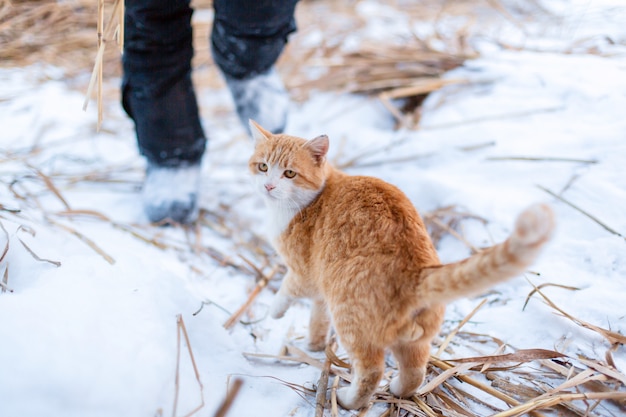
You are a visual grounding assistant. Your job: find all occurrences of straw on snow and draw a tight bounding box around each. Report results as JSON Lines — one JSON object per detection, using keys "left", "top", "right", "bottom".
{"left": 245, "top": 295, "right": 626, "bottom": 417}
{"left": 2, "top": 92, "right": 624, "bottom": 417}
{"left": 2, "top": 1, "right": 625, "bottom": 416}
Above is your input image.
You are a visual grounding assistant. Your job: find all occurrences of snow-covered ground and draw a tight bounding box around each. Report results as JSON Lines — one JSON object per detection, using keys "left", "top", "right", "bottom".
{"left": 1, "top": 1, "right": 625, "bottom": 416}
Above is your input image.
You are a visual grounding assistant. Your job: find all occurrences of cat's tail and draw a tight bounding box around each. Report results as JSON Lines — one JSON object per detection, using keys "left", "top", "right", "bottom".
{"left": 417, "top": 204, "right": 555, "bottom": 305}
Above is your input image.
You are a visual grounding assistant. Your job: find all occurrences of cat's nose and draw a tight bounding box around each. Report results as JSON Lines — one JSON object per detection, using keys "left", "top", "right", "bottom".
{"left": 264, "top": 183, "right": 276, "bottom": 192}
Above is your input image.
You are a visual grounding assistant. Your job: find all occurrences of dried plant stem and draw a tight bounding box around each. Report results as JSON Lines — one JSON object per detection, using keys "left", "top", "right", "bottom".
{"left": 330, "top": 375, "right": 340, "bottom": 417}
{"left": 83, "top": 0, "right": 122, "bottom": 129}
{"left": 577, "top": 357, "right": 626, "bottom": 386}
{"left": 422, "top": 106, "right": 564, "bottom": 131}
{"left": 0, "top": 269, "right": 11, "bottom": 293}
{"left": 526, "top": 284, "right": 626, "bottom": 345}
{"left": 18, "top": 238, "right": 61, "bottom": 267}
{"left": 491, "top": 392, "right": 626, "bottom": 417}
{"left": 173, "top": 315, "right": 205, "bottom": 417}
{"left": 429, "top": 357, "right": 536, "bottom": 413}
{"left": 344, "top": 152, "right": 433, "bottom": 169}
{"left": 46, "top": 218, "right": 115, "bottom": 265}
{"left": 213, "top": 378, "right": 243, "bottom": 417}
{"left": 0, "top": 220, "right": 9, "bottom": 264}
{"left": 428, "top": 216, "right": 480, "bottom": 253}
{"left": 223, "top": 265, "right": 280, "bottom": 329}
{"left": 538, "top": 185, "right": 625, "bottom": 240}
{"left": 118, "top": 1, "right": 124, "bottom": 53}
{"left": 522, "top": 281, "right": 580, "bottom": 310}
{"left": 449, "top": 349, "right": 565, "bottom": 365}
{"left": 487, "top": 156, "right": 598, "bottom": 164}
{"left": 436, "top": 298, "right": 487, "bottom": 356}
{"left": 417, "top": 362, "right": 478, "bottom": 396}
{"left": 314, "top": 352, "right": 332, "bottom": 417}
{"left": 30, "top": 166, "right": 71, "bottom": 210}
{"left": 97, "top": 0, "right": 104, "bottom": 125}
{"left": 539, "top": 359, "right": 626, "bottom": 409}
{"left": 413, "top": 397, "right": 439, "bottom": 417}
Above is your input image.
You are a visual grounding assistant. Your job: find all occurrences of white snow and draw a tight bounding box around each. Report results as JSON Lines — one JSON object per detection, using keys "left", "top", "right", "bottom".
{"left": 1, "top": 1, "right": 625, "bottom": 416}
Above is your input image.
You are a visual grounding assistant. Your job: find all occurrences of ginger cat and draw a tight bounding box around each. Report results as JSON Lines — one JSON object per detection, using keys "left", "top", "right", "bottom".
{"left": 248, "top": 120, "right": 555, "bottom": 410}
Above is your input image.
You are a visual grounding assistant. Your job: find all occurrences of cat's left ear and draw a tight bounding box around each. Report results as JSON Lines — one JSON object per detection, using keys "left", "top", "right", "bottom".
{"left": 306, "top": 135, "right": 329, "bottom": 165}
{"left": 249, "top": 119, "right": 272, "bottom": 143}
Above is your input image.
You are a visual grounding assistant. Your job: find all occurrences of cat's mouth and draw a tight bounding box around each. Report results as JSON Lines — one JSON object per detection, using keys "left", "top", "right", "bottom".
{"left": 264, "top": 191, "right": 279, "bottom": 201}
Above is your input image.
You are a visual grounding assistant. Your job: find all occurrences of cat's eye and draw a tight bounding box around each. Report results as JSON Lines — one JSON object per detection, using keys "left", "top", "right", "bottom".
{"left": 284, "top": 170, "right": 297, "bottom": 179}
{"left": 258, "top": 163, "right": 268, "bottom": 172}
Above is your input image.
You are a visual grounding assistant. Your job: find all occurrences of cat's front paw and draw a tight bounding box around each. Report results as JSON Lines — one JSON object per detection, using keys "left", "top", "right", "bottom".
{"left": 269, "top": 294, "right": 291, "bottom": 319}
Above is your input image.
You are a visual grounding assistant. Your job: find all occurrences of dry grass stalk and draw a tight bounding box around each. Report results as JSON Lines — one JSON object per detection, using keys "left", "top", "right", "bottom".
{"left": 338, "top": 151, "right": 434, "bottom": 170}
{"left": 330, "top": 374, "right": 340, "bottom": 417}
{"left": 540, "top": 359, "right": 626, "bottom": 411}
{"left": 538, "top": 185, "right": 625, "bottom": 241}
{"left": 46, "top": 217, "right": 115, "bottom": 265}
{"left": 421, "top": 105, "right": 564, "bottom": 132}
{"left": 83, "top": 0, "right": 123, "bottom": 130}
{"left": 0, "top": 220, "right": 9, "bottom": 264}
{"left": 55, "top": 209, "right": 175, "bottom": 250}
{"left": 97, "top": 0, "right": 104, "bottom": 125}
{"left": 492, "top": 392, "right": 626, "bottom": 417}
{"left": 0, "top": 220, "right": 10, "bottom": 293}
{"left": 18, "top": 238, "right": 61, "bottom": 267}
{"left": 173, "top": 314, "right": 205, "bottom": 417}
{"left": 436, "top": 298, "right": 487, "bottom": 357}
{"left": 314, "top": 347, "right": 333, "bottom": 417}
{"left": 213, "top": 378, "right": 243, "bottom": 417}
{"left": 223, "top": 264, "right": 281, "bottom": 330}
{"left": 522, "top": 281, "right": 581, "bottom": 310}
{"left": 422, "top": 205, "right": 487, "bottom": 251}
{"left": 0, "top": 267, "right": 10, "bottom": 293}
{"left": 487, "top": 156, "right": 598, "bottom": 164}
{"left": 429, "top": 357, "right": 532, "bottom": 412}
{"left": 377, "top": 78, "right": 472, "bottom": 129}
{"left": 578, "top": 358, "right": 626, "bottom": 386}
{"left": 526, "top": 283, "right": 626, "bottom": 346}
{"left": 0, "top": 0, "right": 108, "bottom": 74}
{"left": 449, "top": 349, "right": 566, "bottom": 366}
{"left": 246, "top": 334, "right": 625, "bottom": 417}
{"left": 417, "top": 362, "right": 479, "bottom": 396}
{"left": 288, "top": 41, "right": 472, "bottom": 128}
{"left": 31, "top": 166, "right": 71, "bottom": 210}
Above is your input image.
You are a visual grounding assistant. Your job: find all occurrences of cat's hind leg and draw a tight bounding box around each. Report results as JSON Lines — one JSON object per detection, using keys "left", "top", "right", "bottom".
{"left": 336, "top": 345, "right": 385, "bottom": 410}
{"left": 389, "top": 340, "right": 431, "bottom": 398}
{"left": 308, "top": 298, "right": 330, "bottom": 351}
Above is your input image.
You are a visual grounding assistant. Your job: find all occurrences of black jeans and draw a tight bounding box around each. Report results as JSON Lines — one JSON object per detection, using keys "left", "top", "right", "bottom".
{"left": 122, "top": 0, "right": 299, "bottom": 166}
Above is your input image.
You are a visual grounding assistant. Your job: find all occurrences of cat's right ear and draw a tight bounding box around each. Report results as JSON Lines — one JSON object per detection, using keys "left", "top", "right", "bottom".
{"left": 306, "top": 134, "right": 330, "bottom": 165}
{"left": 249, "top": 119, "right": 271, "bottom": 143}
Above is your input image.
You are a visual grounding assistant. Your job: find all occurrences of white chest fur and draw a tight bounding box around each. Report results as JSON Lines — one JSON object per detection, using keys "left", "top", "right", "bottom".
{"left": 264, "top": 202, "right": 299, "bottom": 241}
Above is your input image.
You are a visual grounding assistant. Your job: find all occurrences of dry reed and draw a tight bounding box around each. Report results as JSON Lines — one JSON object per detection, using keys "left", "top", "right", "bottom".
{"left": 5, "top": 137, "right": 623, "bottom": 416}
{"left": 2, "top": 1, "right": 625, "bottom": 416}
{"left": 173, "top": 315, "right": 205, "bottom": 417}
{"left": 245, "top": 295, "right": 625, "bottom": 417}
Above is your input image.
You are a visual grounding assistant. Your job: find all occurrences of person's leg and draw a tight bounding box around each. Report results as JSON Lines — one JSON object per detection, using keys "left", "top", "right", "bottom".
{"left": 211, "top": 0, "right": 300, "bottom": 134}
{"left": 123, "top": 0, "right": 206, "bottom": 223}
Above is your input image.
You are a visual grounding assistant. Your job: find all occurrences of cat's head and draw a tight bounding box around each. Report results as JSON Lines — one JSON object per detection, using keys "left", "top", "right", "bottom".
{"left": 248, "top": 120, "right": 329, "bottom": 210}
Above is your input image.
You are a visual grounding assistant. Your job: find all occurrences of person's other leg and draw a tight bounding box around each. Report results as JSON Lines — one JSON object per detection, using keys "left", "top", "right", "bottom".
{"left": 211, "top": 0, "right": 300, "bottom": 134}
{"left": 123, "top": 0, "right": 206, "bottom": 223}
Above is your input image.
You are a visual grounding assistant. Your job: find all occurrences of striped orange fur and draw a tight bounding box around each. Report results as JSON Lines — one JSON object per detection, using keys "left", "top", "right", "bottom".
{"left": 248, "top": 120, "right": 555, "bottom": 410}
